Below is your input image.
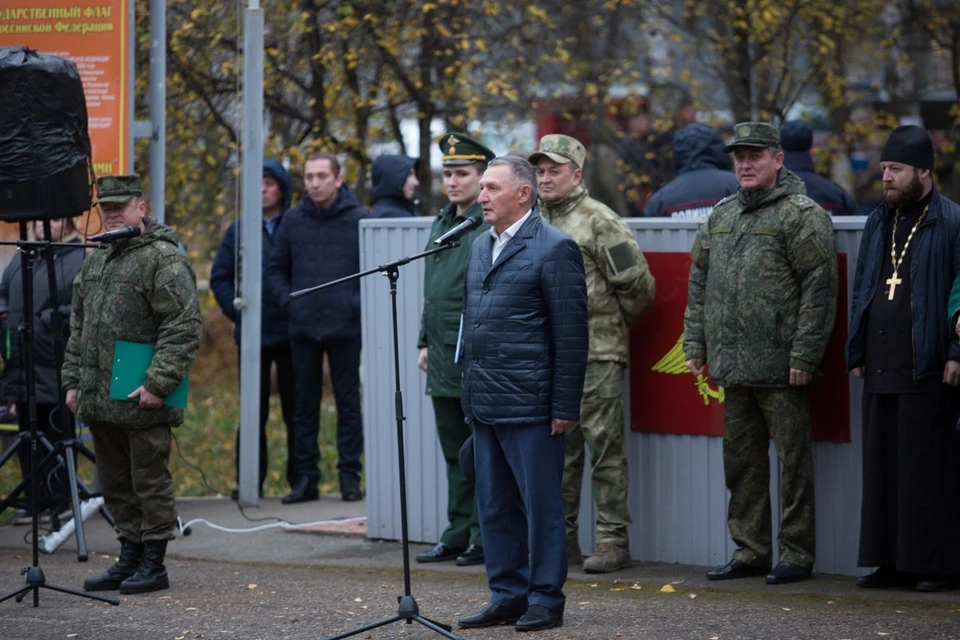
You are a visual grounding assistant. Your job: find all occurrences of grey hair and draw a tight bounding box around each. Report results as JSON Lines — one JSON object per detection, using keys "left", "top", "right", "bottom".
{"left": 768, "top": 146, "right": 782, "bottom": 157}
{"left": 489, "top": 155, "right": 538, "bottom": 204}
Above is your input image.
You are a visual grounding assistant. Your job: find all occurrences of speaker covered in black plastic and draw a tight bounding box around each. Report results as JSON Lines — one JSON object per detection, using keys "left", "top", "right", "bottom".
{"left": 0, "top": 46, "right": 92, "bottom": 222}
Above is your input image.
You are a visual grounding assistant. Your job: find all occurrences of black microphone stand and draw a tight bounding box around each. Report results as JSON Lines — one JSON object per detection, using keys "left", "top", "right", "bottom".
{"left": 0, "top": 221, "right": 118, "bottom": 607}
{"left": 291, "top": 241, "right": 464, "bottom": 640}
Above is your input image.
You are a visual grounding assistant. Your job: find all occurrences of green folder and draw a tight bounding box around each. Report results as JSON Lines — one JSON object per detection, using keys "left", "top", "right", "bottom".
{"left": 109, "top": 340, "right": 190, "bottom": 408}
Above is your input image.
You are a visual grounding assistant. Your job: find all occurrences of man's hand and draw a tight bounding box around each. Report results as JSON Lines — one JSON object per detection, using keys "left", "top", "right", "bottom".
{"left": 685, "top": 358, "right": 705, "bottom": 376}
{"left": 128, "top": 385, "right": 163, "bottom": 409}
{"left": 851, "top": 367, "right": 864, "bottom": 379}
{"left": 66, "top": 388, "right": 78, "bottom": 415}
{"left": 944, "top": 361, "right": 960, "bottom": 387}
{"left": 551, "top": 418, "right": 575, "bottom": 435}
{"left": 418, "top": 347, "right": 428, "bottom": 372}
{"left": 789, "top": 368, "right": 813, "bottom": 386}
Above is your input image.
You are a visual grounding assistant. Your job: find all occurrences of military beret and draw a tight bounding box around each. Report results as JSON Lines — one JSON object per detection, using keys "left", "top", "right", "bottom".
{"left": 724, "top": 122, "right": 780, "bottom": 153}
{"left": 438, "top": 132, "right": 496, "bottom": 166}
{"left": 529, "top": 134, "right": 587, "bottom": 168}
{"left": 96, "top": 174, "right": 143, "bottom": 204}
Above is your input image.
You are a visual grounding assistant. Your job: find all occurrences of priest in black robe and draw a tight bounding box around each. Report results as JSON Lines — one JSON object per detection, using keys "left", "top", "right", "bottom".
{"left": 846, "top": 125, "right": 960, "bottom": 592}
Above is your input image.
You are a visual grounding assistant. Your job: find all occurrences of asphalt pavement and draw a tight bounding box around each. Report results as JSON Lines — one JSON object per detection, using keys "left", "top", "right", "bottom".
{"left": 0, "top": 497, "right": 957, "bottom": 640}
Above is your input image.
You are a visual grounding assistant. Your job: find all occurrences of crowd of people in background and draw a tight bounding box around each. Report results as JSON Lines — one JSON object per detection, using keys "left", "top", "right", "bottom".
{"left": 6, "top": 96, "right": 959, "bottom": 613}
{"left": 197, "top": 117, "right": 960, "bottom": 632}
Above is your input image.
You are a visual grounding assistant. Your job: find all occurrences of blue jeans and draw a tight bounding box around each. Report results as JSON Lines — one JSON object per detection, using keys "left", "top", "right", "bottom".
{"left": 289, "top": 337, "right": 363, "bottom": 482}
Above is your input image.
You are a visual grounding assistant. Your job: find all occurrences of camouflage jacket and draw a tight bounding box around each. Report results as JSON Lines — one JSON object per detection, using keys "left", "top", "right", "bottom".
{"left": 62, "top": 224, "right": 202, "bottom": 428}
{"left": 539, "top": 185, "right": 656, "bottom": 364}
{"left": 683, "top": 169, "right": 838, "bottom": 387}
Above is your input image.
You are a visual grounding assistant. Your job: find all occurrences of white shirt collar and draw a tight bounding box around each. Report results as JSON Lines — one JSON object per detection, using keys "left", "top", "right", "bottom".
{"left": 490, "top": 209, "right": 533, "bottom": 241}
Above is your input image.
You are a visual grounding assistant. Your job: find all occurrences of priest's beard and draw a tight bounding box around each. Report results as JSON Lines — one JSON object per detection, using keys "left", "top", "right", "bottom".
{"left": 883, "top": 171, "right": 924, "bottom": 209}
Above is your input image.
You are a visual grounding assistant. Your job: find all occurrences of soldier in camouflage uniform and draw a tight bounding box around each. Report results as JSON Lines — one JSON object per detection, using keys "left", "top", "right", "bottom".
{"left": 415, "top": 133, "right": 496, "bottom": 567}
{"left": 530, "top": 134, "right": 657, "bottom": 573}
{"left": 63, "top": 175, "right": 202, "bottom": 595}
{"left": 683, "top": 123, "right": 838, "bottom": 585}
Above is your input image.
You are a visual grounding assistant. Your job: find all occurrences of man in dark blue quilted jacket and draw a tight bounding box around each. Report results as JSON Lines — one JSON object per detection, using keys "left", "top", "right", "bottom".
{"left": 267, "top": 152, "right": 369, "bottom": 504}
{"left": 457, "top": 155, "right": 589, "bottom": 632}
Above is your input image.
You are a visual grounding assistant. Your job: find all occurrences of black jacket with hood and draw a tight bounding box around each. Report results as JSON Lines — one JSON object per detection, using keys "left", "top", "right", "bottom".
{"left": 643, "top": 123, "right": 739, "bottom": 219}
{"left": 370, "top": 155, "right": 417, "bottom": 218}
{"left": 210, "top": 159, "right": 292, "bottom": 347}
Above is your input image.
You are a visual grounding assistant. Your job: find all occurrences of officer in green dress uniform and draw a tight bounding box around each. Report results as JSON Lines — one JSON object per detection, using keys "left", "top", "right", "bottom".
{"left": 415, "top": 133, "right": 496, "bottom": 566}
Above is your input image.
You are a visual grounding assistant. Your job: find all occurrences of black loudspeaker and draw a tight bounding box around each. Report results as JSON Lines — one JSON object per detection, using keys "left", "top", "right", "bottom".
{"left": 0, "top": 47, "right": 92, "bottom": 222}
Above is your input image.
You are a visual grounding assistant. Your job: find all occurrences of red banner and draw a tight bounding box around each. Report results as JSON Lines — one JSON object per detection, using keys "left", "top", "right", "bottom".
{"left": 629, "top": 252, "right": 850, "bottom": 443}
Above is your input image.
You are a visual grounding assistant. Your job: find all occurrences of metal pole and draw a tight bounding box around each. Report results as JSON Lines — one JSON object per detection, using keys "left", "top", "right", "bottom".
{"left": 238, "top": 1, "right": 264, "bottom": 506}
{"left": 148, "top": 0, "right": 166, "bottom": 222}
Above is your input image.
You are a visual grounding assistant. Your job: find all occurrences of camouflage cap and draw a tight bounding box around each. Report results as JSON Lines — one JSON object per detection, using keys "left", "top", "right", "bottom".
{"left": 95, "top": 174, "right": 143, "bottom": 204}
{"left": 723, "top": 122, "right": 780, "bottom": 153}
{"left": 528, "top": 134, "right": 586, "bottom": 168}
{"left": 438, "top": 132, "right": 496, "bottom": 166}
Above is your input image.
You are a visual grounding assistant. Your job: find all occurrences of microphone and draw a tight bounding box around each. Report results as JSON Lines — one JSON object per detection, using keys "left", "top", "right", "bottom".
{"left": 433, "top": 216, "right": 482, "bottom": 245}
{"left": 89, "top": 225, "right": 141, "bottom": 242}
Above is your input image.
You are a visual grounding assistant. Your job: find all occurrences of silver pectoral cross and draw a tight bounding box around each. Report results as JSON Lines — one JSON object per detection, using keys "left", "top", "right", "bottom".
{"left": 886, "top": 272, "right": 902, "bottom": 300}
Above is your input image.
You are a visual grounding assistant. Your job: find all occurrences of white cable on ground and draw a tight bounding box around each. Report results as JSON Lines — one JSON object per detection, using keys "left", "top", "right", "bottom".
{"left": 178, "top": 516, "right": 366, "bottom": 535}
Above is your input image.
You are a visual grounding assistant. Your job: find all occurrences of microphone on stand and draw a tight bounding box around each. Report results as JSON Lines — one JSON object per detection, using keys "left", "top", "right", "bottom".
{"left": 433, "top": 216, "right": 483, "bottom": 245}
{"left": 89, "top": 225, "right": 141, "bottom": 242}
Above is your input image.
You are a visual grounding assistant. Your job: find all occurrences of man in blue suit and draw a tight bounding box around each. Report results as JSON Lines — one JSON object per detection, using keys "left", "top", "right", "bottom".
{"left": 457, "top": 155, "right": 589, "bottom": 632}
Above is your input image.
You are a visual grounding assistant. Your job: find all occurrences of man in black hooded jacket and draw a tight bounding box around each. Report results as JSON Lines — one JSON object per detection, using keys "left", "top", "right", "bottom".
{"left": 370, "top": 154, "right": 419, "bottom": 218}
{"left": 643, "top": 123, "right": 739, "bottom": 219}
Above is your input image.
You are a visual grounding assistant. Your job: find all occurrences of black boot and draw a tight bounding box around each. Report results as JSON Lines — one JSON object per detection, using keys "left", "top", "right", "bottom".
{"left": 83, "top": 538, "right": 145, "bottom": 591}
{"left": 119, "top": 539, "right": 170, "bottom": 595}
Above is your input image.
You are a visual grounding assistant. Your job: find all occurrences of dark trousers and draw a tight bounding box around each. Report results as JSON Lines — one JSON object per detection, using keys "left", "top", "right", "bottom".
{"left": 234, "top": 344, "right": 297, "bottom": 491}
{"left": 474, "top": 420, "right": 567, "bottom": 613}
{"left": 16, "top": 402, "right": 73, "bottom": 507}
{"left": 290, "top": 336, "right": 363, "bottom": 482}
{"left": 432, "top": 397, "right": 480, "bottom": 548}
{"left": 859, "top": 390, "right": 960, "bottom": 575}
{"left": 90, "top": 423, "right": 176, "bottom": 542}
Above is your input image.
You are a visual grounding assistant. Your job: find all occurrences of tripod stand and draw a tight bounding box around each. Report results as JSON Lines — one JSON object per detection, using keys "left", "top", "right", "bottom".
{"left": 0, "top": 219, "right": 115, "bottom": 561}
{"left": 291, "top": 243, "right": 463, "bottom": 640}
{"left": 0, "top": 220, "right": 118, "bottom": 607}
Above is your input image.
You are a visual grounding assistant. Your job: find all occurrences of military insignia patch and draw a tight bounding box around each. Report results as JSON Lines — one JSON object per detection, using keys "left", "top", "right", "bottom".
{"left": 604, "top": 241, "right": 638, "bottom": 276}
{"left": 736, "top": 124, "right": 751, "bottom": 138}
{"left": 447, "top": 134, "right": 458, "bottom": 146}
{"left": 794, "top": 236, "right": 827, "bottom": 271}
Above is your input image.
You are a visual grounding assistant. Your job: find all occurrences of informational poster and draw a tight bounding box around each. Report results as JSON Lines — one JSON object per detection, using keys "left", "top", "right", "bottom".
{"left": 629, "top": 252, "right": 851, "bottom": 443}
{"left": 0, "top": 0, "right": 130, "bottom": 176}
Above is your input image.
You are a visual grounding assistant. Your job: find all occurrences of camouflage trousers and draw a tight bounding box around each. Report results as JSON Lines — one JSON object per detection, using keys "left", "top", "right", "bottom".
{"left": 89, "top": 423, "right": 177, "bottom": 543}
{"left": 561, "top": 361, "right": 631, "bottom": 548}
{"left": 724, "top": 386, "right": 815, "bottom": 569}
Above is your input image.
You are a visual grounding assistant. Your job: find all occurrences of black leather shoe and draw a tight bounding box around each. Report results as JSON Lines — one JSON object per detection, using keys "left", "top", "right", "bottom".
{"left": 416, "top": 542, "right": 464, "bottom": 563}
{"left": 857, "top": 566, "right": 910, "bottom": 589}
{"left": 340, "top": 475, "right": 363, "bottom": 502}
{"left": 455, "top": 544, "right": 484, "bottom": 566}
{"left": 766, "top": 561, "right": 812, "bottom": 584}
{"left": 281, "top": 477, "right": 319, "bottom": 504}
{"left": 706, "top": 558, "right": 768, "bottom": 581}
{"left": 917, "top": 575, "right": 954, "bottom": 593}
{"left": 458, "top": 603, "right": 523, "bottom": 629}
{"left": 515, "top": 605, "right": 563, "bottom": 632}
